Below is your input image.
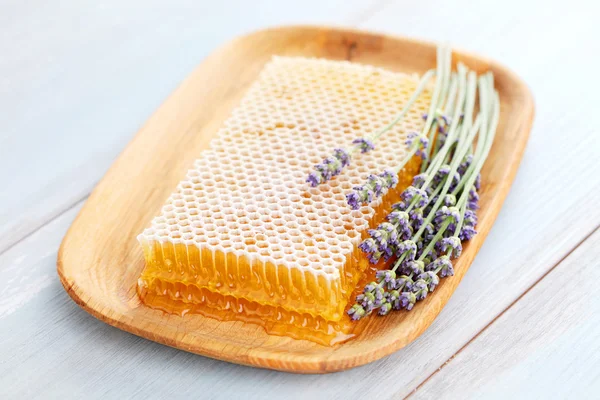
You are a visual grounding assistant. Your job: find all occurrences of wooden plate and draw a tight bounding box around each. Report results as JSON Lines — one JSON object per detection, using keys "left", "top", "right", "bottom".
{"left": 57, "top": 26, "right": 534, "bottom": 373}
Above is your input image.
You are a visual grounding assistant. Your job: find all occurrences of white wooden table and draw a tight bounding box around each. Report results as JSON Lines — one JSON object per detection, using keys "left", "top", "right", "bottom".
{"left": 1, "top": 1, "right": 599, "bottom": 398}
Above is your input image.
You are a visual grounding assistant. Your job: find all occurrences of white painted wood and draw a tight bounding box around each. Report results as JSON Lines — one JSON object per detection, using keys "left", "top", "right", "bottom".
{"left": 411, "top": 229, "right": 600, "bottom": 400}
{"left": 1, "top": 0, "right": 600, "bottom": 398}
{"left": 0, "top": 0, "right": 376, "bottom": 253}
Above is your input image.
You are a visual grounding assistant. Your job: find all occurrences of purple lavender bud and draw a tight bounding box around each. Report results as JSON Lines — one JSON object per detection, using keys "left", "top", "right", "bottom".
{"left": 457, "top": 155, "right": 473, "bottom": 176}
{"left": 443, "top": 194, "right": 457, "bottom": 206}
{"left": 431, "top": 255, "right": 454, "bottom": 278}
{"left": 474, "top": 173, "right": 481, "bottom": 190}
{"left": 402, "top": 186, "right": 429, "bottom": 208}
{"left": 468, "top": 187, "right": 480, "bottom": 210}
{"left": 388, "top": 290, "right": 401, "bottom": 310}
{"left": 323, "top": 156, "right": 342, "bottom": 176}
{"left": 459, "top": 224, "right": 477, "bottom": 241}
{"left": 308, "top": 147, "right": 352, "bottom": 187}
{"left": 347, "top": 183, "right": 375, "bottom": 209}
{"left": 412, "top": 173, "right": 429, "bottom": 188}
{"left": 464, "top": 209, "right": 478, "bottom": 225}
{"left": 440, "top": 236, "right": 462, "bottom": 258}
{"left": 346, "top": 191, "right": 361, "bottom": 210}
{"left": 419, "top": 271, "right": 440, "bottom": 292}
{"left": 400, "top": 225, "right": 413, "bottom": 241}
{"left": 412, "top": 279, "right": 429, "bottom": 301}
{"left": 399, "top": 291, "right": 417, "bottom": 310}
{"left": 392, "top": 201, "right": 408, "bottom": 211}
{"left": 424, "top": 223, "right": 435, "bottom": 241}
{"left": 358, "top": 238, "right": 378, "bottom": 255}
{"left": 367, "top": 174, "right": 384, "bottom": 197}
{"left": 348, "top": 304, "right": 366, "bottom": 320}
{"left": 376, "top": 270, "right": 397, "bottom": 284}
{"left": 333, "top": 148, "right": 350, "bottom": 167}
{"left": 387, "top": 210, "right": 409, "bottom": 226}
{"left": 378, "top": 302, "right": 392, "bottom": 316}
{"left": 364, "top": 282, "right": 377, "bottom": 293}
{"left": 367, "top": 250, "right": 384, "bottom": 265}
{"left": 373, "top": 286, "right": 386, "bottom": 307}
{"left": 434, "top": 206, "right": 461, "bottom": 227}
{"left": 397, "top": 240, "right": 417, "bottom": 260}
{"left": 405, "top": 260, "right": 425, "bottom": 275}
{"left": 380, "top": 169, "right": 399, "bottom": 189}
{"left": 314, "top": 162, "right": 332, "bottom": 182}
{"left": 352, "top": 138, "right": 375, "bottom": 153}
{"left": 306, "top": 171, "right": 322, "bottom": 187}
{"left": 409, "top": 208, "right": 424, "bottom": 229}
{"left": 397, "top": 275, "right": 414, "bottom": 291}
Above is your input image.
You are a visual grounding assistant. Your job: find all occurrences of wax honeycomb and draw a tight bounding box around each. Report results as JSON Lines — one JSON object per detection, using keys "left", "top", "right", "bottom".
{"left": 137, "top": 56, "right": 430, "bottom": 343}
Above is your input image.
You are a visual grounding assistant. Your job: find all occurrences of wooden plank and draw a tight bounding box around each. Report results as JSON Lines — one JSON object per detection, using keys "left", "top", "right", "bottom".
{"left": 0, "top": 0, "right": 376, "bottom": 253}
{"left": 411, "top": 228, "right": 600, "bottom": 399}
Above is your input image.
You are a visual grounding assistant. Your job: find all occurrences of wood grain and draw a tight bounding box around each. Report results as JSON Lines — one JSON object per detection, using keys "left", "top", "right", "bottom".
{"left": 411, "top": 228, "right": 600, "bottom": 399}
{"left": 57, "top": 26, "right": 533, "bottom": 373}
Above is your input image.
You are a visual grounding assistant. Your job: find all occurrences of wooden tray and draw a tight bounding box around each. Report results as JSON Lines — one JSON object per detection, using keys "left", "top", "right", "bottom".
{"left": 57, "top": 26, "right": 534, "bottom": 373}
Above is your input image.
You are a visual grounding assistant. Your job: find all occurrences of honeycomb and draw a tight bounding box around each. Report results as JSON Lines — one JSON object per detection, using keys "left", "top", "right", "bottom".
{"left": 137, "top": 56, "right": 431, "bottom": 344}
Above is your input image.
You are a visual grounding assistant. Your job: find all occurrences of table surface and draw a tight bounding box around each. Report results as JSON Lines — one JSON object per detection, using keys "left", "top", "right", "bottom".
{"left": 1, "top": 1, "right": 599, "bottom": 399}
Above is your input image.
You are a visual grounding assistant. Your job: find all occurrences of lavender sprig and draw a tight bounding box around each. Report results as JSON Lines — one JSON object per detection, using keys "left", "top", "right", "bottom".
{"left": 307, "top": 69, "right": 436, "bottom": 187}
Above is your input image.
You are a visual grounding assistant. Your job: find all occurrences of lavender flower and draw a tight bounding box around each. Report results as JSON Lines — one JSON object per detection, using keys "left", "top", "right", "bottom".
{"left": 457, "top": 155, "right": 473, "bottom": 176}
{"left": 402, "top": 186, "right": 429, "bottom": 208}
{"left": 392, "top": 201, "right": 408, "bottom": 211}
{"left": 399, "top": 291, "right": 416, "bottom": 310}
{"left": 404, "top": 260, "right": 425, "bottom": 275}
{"left": 434, "top": 165, "right": 461, "bottom": 188}
{"left": 412, "top": 279, "right": 429, "bottom": 300}
{"left": 378, "top": 302, "right": 393, "bottom": 316}
{"left": 439, "top": 236, "right": 462, "bottom": 258}
{"left": 307, "top": 148, "right": 350, "bottom": 187}
{"left": 347, "top": 304, "right": 366, "bottom": 320}
{"left": 419, "top": 271, "right": 440, "bottom": 292}
{"left": 459, "top": 224, "right": 477, "bottom": 241}
{"left": 464, "top": 209, "right": 478, "bottom": 225}
{"left": 358, "top": 238, "right": 378, "bottom": 254}
{"left": 356, "top": 292, "right": 375, "bottom": 313}
{"left": 387, "top": 290, "right": 402, "bottom": 310}
{"left": 347, "top": 47, "right": 497, "bottom": 321}
{"left": 396, "top": 240, "right": 417, "bottom": 260}
{"left": 412, "top": 173, "right": 429, "bottom": 188}
{"left": 468, "top": 187, "right": 480, "bottom": 210}
{"left": 376, "top": 270, "right": 397, "bottom": 290}
{"left": 346, "top": 169, "right": 398, "bottom": 209}
{"left": 443, "top": 194, "right": 457, "bottom": 206}
{"left": 427, "top": 255, "right": 454, "bottom": 278}
{"left": 406, "top": 132, "right": 430, "bottom": 159}
{"left": 387, "top": 210, "right": 410, "bottom": 229}
{"left": 395, "top": 275, "right": 414, "bottom": 292}
{"left": 352, "top": 138, "right": 375, "bottom": 153}
{"left": 410, "top": 208, "right": 424, "bottom": 229}
{"left": 434, "top": 206, "right": 461, "bottom": 227}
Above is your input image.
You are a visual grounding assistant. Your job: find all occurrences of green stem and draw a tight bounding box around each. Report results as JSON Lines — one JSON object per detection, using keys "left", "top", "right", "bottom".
{"left": 418, "top": 219, "right": 451, "bottom": 261}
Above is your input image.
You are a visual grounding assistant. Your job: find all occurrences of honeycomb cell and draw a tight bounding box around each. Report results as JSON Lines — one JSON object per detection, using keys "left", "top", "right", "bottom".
{"left": 137, "top": 56, "right": 430, "bottom": 342}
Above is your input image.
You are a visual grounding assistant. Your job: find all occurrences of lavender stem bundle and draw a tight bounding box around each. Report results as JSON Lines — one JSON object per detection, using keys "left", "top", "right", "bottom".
{"left": 348, "top": 63, "right": 500, "bottom": 320}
